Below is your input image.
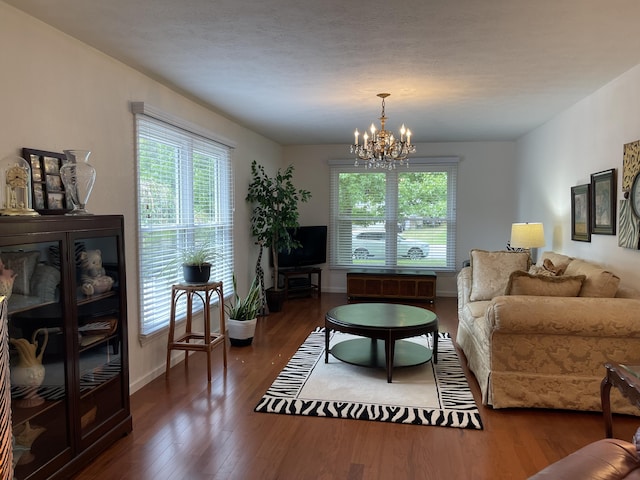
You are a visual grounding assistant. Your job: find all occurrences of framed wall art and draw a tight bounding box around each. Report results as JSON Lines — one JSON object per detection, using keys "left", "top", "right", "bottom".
{"left": 22, "top": 148, "right": 71, "bottom": 214}
{"left": 590, "top": 168, "right": 616, "bottom": 235}
{"left": 571, "top": 184, "right": 591, "bottom": 242}
{"left": 623, "top": 140, "right": 640, "bottom": 193}
{"left": 618, "top": 198, "right": 640, "bottom": 249}
{"left": 631, "top": 171, "right": 640, "bottom": 219}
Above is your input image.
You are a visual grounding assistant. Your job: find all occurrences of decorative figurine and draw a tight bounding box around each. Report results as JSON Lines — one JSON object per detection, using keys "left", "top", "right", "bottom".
{"left": 0, "top": 155, "right": 39, "bottom": 216}
{"left": 10, "top": 328, "right": 48, "bottom": 408}
{"left": 13, "top": 421, "right": 46, "bottom": 465}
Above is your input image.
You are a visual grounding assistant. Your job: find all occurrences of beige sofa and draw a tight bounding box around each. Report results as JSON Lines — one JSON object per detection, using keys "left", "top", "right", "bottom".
{"left": 457, "top": 249, "right": 640, "bottom": 413}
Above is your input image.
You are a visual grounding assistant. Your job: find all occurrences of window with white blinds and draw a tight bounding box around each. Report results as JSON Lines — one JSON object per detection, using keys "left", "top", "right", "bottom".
{"left": 329, "top": 157, "right": 458, "bottom": 271}
{"left": 133, "top": 104, "right": 234, "bottom": 337}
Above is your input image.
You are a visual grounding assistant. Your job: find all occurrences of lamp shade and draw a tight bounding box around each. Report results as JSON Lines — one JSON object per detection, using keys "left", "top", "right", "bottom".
{"left": 510, "top": 222, "right": 545, "bottom": 248}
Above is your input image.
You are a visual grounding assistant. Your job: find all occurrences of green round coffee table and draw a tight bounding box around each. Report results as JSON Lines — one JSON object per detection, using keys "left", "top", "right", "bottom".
{"left": 325, "top": 303, "right": 438, "bottom": 383}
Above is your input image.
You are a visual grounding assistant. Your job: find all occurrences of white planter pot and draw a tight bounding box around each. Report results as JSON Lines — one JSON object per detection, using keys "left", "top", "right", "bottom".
{"left": 227, "top": 317, "right": 257, "bottom": 347}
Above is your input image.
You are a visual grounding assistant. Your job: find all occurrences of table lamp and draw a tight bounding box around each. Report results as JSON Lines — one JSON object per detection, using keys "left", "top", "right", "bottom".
{"left": 510, "top": 222, "right": 545, "bottom": 263}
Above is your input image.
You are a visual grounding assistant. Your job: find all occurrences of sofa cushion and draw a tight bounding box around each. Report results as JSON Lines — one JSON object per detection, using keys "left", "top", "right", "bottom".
{"left": 0, "top": 251, "right": 40, "bottom": 296}
{"left": 616, "top": 285, "right": 640, "bottom": 300}
{"left": 564, "top": 259, "right": 620, "bottom": 298}
{"left": 469, "top": 249, "right": 530, "bottom": 301}
{"left": 506, "top": 271, "right": 586, "bottom": 297}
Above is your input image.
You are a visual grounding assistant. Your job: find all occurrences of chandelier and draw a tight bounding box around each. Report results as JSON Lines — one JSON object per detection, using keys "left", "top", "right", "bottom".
{"left": 350, "top": 93, "right": 416, "bottom": 169}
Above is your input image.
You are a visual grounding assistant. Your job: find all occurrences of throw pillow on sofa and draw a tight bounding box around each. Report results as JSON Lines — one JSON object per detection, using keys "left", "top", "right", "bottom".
{"left": 469, "top": 249, "right": 530, "bottom": 301}
{"left": 506, "top": 270, "right": 586, "bottom": 297}
{"left": 564, "top": 259, "right": 620, "bottom": 298}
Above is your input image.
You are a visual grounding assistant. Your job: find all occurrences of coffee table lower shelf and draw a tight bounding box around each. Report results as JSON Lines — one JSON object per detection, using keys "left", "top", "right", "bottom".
{"left": 330, "top": 338, "right": 432, "bottom": 368}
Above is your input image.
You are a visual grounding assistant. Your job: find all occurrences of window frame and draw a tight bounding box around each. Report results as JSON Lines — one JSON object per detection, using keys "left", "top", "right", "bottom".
{"left": 329, "top": 157, "right": 458, "bottom": 272}
{"left": 132, "top": 102, "right": 236, "bottom": 339}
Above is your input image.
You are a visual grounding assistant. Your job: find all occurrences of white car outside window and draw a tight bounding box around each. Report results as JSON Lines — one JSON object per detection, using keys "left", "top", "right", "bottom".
{"left": 352, "top": 232, "right": 430, "bottom": 260}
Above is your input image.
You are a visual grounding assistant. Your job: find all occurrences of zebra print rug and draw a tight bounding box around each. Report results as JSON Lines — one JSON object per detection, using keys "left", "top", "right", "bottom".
{"left": 255, "top": 328, "right": 483, "bottom": 429}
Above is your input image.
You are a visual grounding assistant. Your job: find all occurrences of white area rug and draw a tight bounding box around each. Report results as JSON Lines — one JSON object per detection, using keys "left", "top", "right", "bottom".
{"left": 255, "top": 328, "right": 483, "bottom": 429}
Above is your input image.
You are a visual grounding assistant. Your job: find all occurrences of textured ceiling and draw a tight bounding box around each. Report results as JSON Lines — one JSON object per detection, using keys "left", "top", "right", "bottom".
{"left": 6, "top": 0, "right": 640, "bottom": 145}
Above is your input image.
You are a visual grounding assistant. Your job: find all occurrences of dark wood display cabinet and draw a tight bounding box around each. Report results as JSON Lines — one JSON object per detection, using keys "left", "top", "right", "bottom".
{"left": 0, "top": 215, "right": 131, "bottom": 480}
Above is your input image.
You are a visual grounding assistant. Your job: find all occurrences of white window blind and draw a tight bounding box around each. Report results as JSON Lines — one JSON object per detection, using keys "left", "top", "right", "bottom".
{"left": 133, "top": 104, "right": 234, "bottom": 337}
{"left": 329, "top": 158, "right": 458, "bottom": 271}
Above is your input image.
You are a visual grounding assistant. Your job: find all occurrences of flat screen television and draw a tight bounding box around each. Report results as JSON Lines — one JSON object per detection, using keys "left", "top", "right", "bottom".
{"left": 270, "top": 225, "right": 327, "bottom": 269}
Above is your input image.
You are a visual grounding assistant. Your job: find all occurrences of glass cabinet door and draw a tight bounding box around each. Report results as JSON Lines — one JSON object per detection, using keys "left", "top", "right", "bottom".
{"left": 2, "top": 239, "right": 71, "bottom": 480}
{"left": 72, "top": 234, "right": 127, "bottom": 448}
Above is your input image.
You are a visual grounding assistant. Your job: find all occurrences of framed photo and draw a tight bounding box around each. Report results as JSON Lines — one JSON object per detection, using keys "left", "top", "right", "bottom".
{"left": 590, "top": 168, "right": 616, "bottom": 235}
{"left": 571, "top": 184, "right": 591, "bottom": 242}
{"left": 47, "top": 192, "right": 65, "bottom": 210}
{"left": 33, "top": 183, "right": 44, "bottom": 209}
{"left": 45, "top": 174, "right": 62, "bottom": 192}
{"left": 22, "top": 148, "right": 71, "bottom": 214}
{"left": 44, "top": 157, "right": 60, "bottom": 174}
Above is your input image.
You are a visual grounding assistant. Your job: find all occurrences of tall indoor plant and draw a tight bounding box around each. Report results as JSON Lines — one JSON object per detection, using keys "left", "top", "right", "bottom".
{"left": 246, "top": 160, "right": 311, "bottom": 313}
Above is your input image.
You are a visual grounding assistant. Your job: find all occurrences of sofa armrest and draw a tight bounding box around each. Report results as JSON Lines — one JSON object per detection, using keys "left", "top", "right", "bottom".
{"left": 457, "top": 266, "right": 472, "bottom": 320}
{"left": 457, "top": 266, "right": 472, "bottom": 304}
{"left": 487, "top": 295, "right": 640, "bottom": 337}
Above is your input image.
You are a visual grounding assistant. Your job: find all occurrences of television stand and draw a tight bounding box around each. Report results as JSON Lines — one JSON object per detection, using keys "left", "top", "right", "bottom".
{"left": 277, "top": 267, "right": 322, "bottom": 300}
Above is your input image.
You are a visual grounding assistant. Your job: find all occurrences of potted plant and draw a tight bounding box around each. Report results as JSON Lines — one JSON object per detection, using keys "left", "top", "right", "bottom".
{"left": 181, "top": 244, "right": 212, "bottom": 284}
{"left": 246, "top": 161, "right": 311, "bottom": 312}
{"left": 225, "top": 274, "right": 262, "bottom": 346}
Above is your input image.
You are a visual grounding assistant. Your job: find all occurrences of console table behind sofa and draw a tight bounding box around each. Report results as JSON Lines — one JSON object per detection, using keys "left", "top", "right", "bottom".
{"left": 346, "top": 269, "right": 436, "bottom": 303}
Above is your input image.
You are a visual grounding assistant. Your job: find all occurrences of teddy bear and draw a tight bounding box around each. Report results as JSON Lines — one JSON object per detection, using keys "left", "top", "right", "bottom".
{"left": 79, "top": 249, "right": 114, "bottom": 295}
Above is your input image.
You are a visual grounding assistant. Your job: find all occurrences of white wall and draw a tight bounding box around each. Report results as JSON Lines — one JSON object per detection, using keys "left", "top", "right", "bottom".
{"left": 0, "top": 3, "right": 283, "bottom": 393}
{"left": 284, "top": 141, "right": 517, "bottom": 297}
{"left": 517, "top": 64, "right": 640, "bottom": 289}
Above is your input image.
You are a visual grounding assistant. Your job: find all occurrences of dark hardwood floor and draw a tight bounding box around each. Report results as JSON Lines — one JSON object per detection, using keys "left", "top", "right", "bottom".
{"left": 74, "top": 293, "right": 639, "bottom": 480}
